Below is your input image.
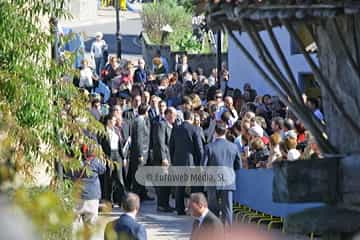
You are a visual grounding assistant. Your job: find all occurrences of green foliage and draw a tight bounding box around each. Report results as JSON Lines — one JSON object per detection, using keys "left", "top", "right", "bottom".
{"left": 176, "top": 32, "right": 202, "bottom": 53}
{"left": 141, "top": 1, "right": 193, "bottom": 51}
{"left": 177, "top": 0, "right": 195, "bottom": 12}
{"left": 0, "top": 1, "right": 106, "bottom": 239}
{"left": 14, "top": 181, "right": 76, "bottom": 240}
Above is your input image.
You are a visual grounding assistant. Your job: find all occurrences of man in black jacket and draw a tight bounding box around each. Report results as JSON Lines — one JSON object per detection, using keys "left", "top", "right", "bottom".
{"left": 169, "top": 111, "right": 204, "bottom": 215}
{"left": 100, "top": 114, "right": 126, "bottom": 205}
{"left": 128, "top": 103, "right": 153, "bottom": 201}
{"left": 188, "top": 193, "right": 223, "bottom": 240}
{"left": 152, "top": 107, "right": 177, "bottom": 212}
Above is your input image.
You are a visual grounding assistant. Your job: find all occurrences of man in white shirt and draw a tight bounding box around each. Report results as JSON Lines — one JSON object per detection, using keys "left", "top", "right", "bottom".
{"left": 188, "top": 193, "right": 224, "bottom": 240}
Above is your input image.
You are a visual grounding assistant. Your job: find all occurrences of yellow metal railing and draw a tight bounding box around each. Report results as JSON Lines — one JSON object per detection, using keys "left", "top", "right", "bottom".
{"left": 100, "top": 0, "right": 113, "bottom": 8}
{"left": 100, "top": 0, "right": 127, "bottom": 10}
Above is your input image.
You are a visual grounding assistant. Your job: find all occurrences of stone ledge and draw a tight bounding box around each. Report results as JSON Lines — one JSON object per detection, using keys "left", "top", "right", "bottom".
{"left": 285, "top": 206, "right": 360, "bottom": 235}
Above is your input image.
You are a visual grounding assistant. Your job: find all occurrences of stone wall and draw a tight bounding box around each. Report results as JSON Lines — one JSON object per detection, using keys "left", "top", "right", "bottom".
{"left": 141, "top": 33, "right": 228, "bottom": 76}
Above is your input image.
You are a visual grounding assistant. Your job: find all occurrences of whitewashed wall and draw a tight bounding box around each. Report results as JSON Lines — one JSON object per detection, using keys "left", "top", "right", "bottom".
{"left": 228, "top": 27, "right": 313, "bottom": 96}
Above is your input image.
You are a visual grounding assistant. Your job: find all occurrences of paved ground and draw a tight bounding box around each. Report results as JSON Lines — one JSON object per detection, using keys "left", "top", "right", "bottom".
{"left": 90, "top": 196, "right": 193, "bottom": 240}
{"left": 89, "top": 195, "right": 317, "bottom": 240}
{"left": 60, "top": 6, "right": 143, "bottom": 61}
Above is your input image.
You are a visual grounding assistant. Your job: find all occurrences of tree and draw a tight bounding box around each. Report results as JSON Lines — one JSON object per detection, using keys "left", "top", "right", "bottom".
{"left": 0, "top": 1, "right": 104, "bottom": 238}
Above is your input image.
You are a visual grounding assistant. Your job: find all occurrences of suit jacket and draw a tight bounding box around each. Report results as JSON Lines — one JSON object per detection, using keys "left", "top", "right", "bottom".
{"left": 169, "top": 121, "right": 204, "bottom": 166}
{"left": 152, "top": 119, "right": 172, "bottom": 166}
{"left": 204, "top": 118, "right": 216, "bottom": 144}
{"left": 133, "top": 68, "right": 147, "bottom": 83}
{"left": 191, "top": 210, "right": 223, "bottom": 240}
{"left": 203, "top": 138, "right": 241, "bottom": 190}
{"left": 104, "top": 214, "right": 147, "bottom": 240}
{"left": 99, "top": 126, "right": 123, "bottom": 159}
{"left": 130, "top": 115, "right": 150, "bottom": 165}
{"left": 123, "top": 108, "right": 137, "bottom": 124}
{"left": 147, "top": 108, "right": 158, "bottom": 123}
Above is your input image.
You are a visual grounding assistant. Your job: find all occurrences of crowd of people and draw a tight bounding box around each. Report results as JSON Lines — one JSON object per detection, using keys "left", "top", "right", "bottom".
{"left": 69, "top": 32, "right": 325, "bottom": 239}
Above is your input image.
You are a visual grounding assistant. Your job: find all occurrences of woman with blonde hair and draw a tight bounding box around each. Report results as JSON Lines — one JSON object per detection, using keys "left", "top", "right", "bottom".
{"left": 266, "top": 133, "right": 282, "bottom": 168}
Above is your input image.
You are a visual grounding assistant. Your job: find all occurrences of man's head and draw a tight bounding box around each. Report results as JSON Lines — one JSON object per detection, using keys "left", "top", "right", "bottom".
{"left": 182, "top": 96, "right": 193, "bottom": 112}
{"left": 165, "top": 107, "right": 177, "bottom": 124}
{"left": 215, "top": 122, "right": 227, "bottom": 138}
{"left": 262, "top": 94, "right": 272, "bottom": 105}
{"left": 143, "top": 91, "right": 151, "bottom": 105}
{"left": 159, "top": 100, "right": 167, "bottom": 115}
{"left": 138, "top": 58, "right": 145, "bottom": 70}
{"left": 122, "top": 193, "right": 141, "bottom": 215}
{"left": 271, "top": 117, "right": 284, "bottom": 133}
{"left": 112, "top": 105, "right": 122, "bottom": 122}
{"left": 243, "top": 83, "right": 251, "bottom": 92}
{"left": 183, "top": 110, "right": 194, "bottom": 123}
{"left": 150, "top": 95, "right": 160, "bottom": 109}
{"left": 215, "top": 90, "right": 223, "bottom": 103}
{"left": 284, "top": 118, "right": 295, "bottom": 132}
{"left": 188, "top": 193, "right": 208, "bottom": 218}
{"left": 132, "top": 95, "right": 142, "bottom": 109}
{"left": 95, "top": 32, "right": 103, "bottom": 41}
{"left": 224, "top": 96, "right": 233, "bottom": 109}
{"left": 106, "top": 114, "right": 116, "bottom": 128}
{"left": 138, "top": 103, "right": 149, "bottom": 116}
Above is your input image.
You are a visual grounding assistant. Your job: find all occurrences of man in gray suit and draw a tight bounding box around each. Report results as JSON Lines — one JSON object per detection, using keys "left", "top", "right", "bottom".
{"left": 188, "top": 193, "right": 223, "bottom": 240}
{"left": 202, "top": 122, "right": 241, "bottom": 226}
{"left": 152, "top": 107, "right": 177, "bottom": 212}
{"left": 129, "top": 103, "right": 153, "bottom": 201}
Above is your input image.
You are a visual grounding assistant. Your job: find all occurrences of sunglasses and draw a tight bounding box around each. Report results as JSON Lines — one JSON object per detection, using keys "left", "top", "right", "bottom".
{"left": 216, "top": 95, "right": 223, "bottom": 99}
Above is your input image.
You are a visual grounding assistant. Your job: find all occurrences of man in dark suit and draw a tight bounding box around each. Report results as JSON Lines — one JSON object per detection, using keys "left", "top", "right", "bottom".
{"left": 204, "top": 103, "right": 218, "bottom": 144}
{"left": 133, "top": 59, "right": 148, "bottom": 84}
{"left": 152, "top": 107, "right": 177, "bottom": 212}
{"left": 128, "top": 103, "right": 153, "bottom": 201}
{"left": 104, "top": 193, "right": 147, "bottom": 240}
{"left": 202, "top": 122, "right": 241, "bottom": 226}
{"left": 99, "top": 114, "right": 126, "bottom": 205}
{"left": 123, "top": 95, "right": 142, "bottom": 124}
{"left": 169, "top": 111, "right": 204, "bottom": 215}
{"left": 188, "top": 193, "right": 223, "bottom": 240}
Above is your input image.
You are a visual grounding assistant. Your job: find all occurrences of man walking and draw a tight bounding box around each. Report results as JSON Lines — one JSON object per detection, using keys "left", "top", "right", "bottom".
{"left": 188, "top": 193, "right": 223, "bottom": 240}
{"left": 202, "top": 122, "right": 241, "bottom": 226}
{"left": 170, "top": 111, "right": 204, "bottom": 215}
{"left": 152, "top": 107, "right": 177, "bottom": 212}
{"left": 104, "top": 193, "right": 147, "bottom": 240}
{"left": 129, "top": 103, "right": 153, "bottom": 201}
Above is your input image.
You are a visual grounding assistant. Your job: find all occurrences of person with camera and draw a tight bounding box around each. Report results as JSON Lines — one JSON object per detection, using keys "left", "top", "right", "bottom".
{"left": 72, "top": 144, "right": 106, "bottom": 229}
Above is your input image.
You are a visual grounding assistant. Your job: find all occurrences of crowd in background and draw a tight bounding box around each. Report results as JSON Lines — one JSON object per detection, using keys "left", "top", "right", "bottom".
{"left": 68, "top": 32, "right": 325, "bottom": 234}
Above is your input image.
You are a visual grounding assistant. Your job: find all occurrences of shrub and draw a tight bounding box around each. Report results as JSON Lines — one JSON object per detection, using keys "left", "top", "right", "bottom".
{"left": 141, "top": 1, "right": 193, "bottom": 51}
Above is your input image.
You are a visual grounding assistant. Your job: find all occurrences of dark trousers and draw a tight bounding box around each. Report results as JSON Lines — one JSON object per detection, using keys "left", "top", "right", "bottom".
{"left": 100, "top": 150, "right": 126, "bottom": 203}
{"left": 156, "top": 186, "right": 171, "bottom": 208}
{"left": 175, "top": 186, "right": 186, "bottom": 213}
{"left": 207, "top": 189, "right": 233, "bottom": 226}
{"left": 100, "top": 166, "right": 112, "bottom": 202}
{"left": 127, "top": 161, "right": 147, "bottom": 199}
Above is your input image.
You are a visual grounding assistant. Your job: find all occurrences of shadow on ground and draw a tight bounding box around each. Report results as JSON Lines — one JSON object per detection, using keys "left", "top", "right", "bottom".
{"left": 85, "top": 33, "right": 142, "bottom": 55}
